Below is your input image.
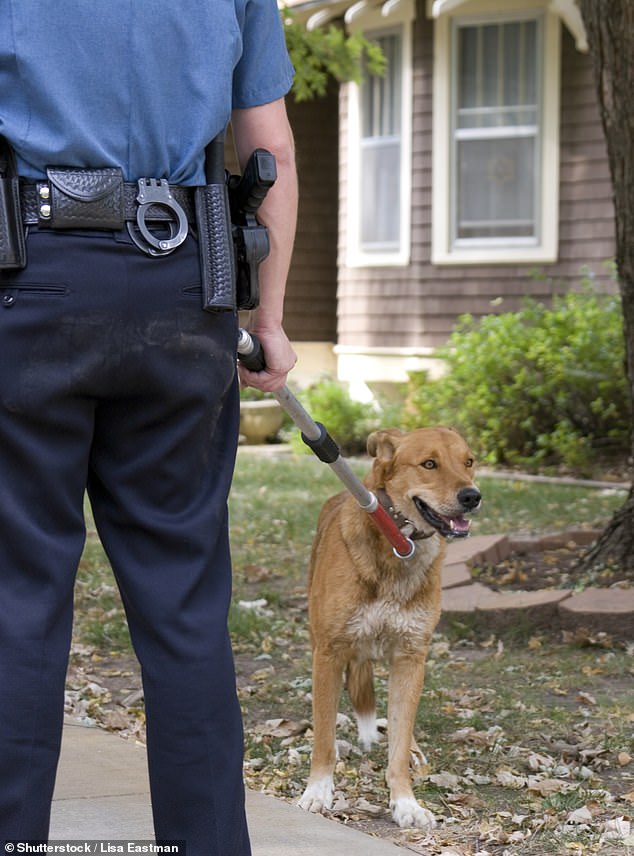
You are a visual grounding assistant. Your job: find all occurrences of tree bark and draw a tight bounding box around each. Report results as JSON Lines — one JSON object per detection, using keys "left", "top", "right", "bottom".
{"left": 578, "top": 1, "right": 634, "bottom": 571}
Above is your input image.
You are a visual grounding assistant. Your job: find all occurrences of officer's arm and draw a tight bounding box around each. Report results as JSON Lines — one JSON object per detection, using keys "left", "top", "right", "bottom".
{"left": 231, "top": 98, "right": 298, "bottom": 391}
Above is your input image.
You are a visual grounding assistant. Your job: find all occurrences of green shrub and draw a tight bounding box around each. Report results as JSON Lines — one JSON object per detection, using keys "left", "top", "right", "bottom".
{"left": 289, "top": 378, "right": 387, "bottom": 456}
{"left": 403, "top": 269, "right": 630, "bottom": 476}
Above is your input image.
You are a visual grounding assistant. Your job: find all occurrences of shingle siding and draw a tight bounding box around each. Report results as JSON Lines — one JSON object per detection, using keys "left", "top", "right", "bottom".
{"left": 283, "top": 85, "right": 339, "bottom": 342}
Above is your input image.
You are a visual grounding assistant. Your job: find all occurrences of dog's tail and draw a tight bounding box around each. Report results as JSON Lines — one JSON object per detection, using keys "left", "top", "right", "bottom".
{"left": 346, "top": 660, "right": 380, "bottom": 750}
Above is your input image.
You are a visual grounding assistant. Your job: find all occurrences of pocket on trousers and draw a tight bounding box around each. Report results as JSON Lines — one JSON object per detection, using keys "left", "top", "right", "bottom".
{"left": 181, "top": 282, "right": 203, "bottom": 300}
{"left": 1, "top": 282, "right": 69, "bottom": 307}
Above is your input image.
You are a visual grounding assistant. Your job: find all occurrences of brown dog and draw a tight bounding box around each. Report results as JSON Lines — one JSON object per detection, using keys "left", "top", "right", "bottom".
{"left": 298, "top": 426, "right": 480, "bottom": 828}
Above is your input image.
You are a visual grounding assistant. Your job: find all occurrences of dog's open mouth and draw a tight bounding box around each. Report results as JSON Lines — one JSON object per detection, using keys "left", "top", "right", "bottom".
{"left": 413, "top": 497, "right": 471, "bottom": 539}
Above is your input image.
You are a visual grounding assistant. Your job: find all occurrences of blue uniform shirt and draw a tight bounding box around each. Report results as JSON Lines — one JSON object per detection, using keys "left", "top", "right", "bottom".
{"left": 0, "top": 0, "right": 294, "bottom": 184}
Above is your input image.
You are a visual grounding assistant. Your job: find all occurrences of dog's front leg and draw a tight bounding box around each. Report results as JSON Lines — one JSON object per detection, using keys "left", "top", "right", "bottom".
{"left": 386, "top": 653, "right": 437, "bottom": 829}
{"left": 298, "top": 648, "right": 345, "bottom": 814}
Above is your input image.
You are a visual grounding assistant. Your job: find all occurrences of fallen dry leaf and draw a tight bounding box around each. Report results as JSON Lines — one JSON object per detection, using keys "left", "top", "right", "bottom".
{"left": 330, "top": 792, "right": 350, "bottom": 812}
{"left": 450, "top": 725, "right": 503, "bottom": 747}
{"left": 566, "top": 806, "right": 593, "bottom": 825}
{"left": 495, "top": 770, "right": 527, "bottom": 789}
{"left": 250, "top": 666, "right": 275, "bottom": 682}
{"left": 429, "top": 771, "right": 462, "bottom": 790}
{"left": 102, "top": 708, "right": 131, "bottom": 731}
{"left": 601, "top": 816, "right": 630, "bottom": 840}
{"left": 527, "top": 777, "right": 567, "bottom": 797}
{"left": 353, "top": 798, "right": 385, "bottom": 816}
{"left": 253, "top": 718, "right": 310, "bottom": 738}
{"left": 445, "top": 792, "right": 484, "bottom": 809}
{"left": 527, "top": 751, "right": 555, "bottom": 771}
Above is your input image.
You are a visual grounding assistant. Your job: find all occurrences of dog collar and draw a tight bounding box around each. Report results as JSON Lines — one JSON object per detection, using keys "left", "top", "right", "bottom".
{"left": 375, "top": 488, "right": 435, "bottom": 541}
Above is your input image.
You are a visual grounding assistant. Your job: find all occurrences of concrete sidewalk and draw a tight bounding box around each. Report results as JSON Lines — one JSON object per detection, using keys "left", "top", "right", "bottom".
{"left": 51, "top": 722, "right": 404, "bottom": 855}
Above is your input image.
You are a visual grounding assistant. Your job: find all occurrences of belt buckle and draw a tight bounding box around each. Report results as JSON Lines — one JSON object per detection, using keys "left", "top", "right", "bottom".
{"left": 127, "top": 178, "right": 189, "bottom": 257}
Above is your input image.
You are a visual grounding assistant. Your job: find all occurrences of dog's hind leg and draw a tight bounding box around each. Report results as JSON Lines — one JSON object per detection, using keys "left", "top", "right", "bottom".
{"left": 346, "top": 658, "right": 380, "bottom": 750}
{"left": 298, "top": 649, "right": 345, "bottom": 814}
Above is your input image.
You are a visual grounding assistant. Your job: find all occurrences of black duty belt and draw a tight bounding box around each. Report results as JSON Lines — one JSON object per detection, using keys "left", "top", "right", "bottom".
{"left": 20, "top": 169, "right": 198, "bottom": 257}
{"left": 20, "top": 181, "right": 196, "bottom": 226}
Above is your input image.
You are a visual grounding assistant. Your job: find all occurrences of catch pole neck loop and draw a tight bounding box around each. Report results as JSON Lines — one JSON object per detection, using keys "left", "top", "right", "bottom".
{"left": 375, "top": 488, "right": 435, "bottom": 542}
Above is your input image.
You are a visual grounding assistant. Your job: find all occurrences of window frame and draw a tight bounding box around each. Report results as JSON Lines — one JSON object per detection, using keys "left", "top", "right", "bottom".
{"left": 346, "top": 0, "right": 414, "bottom": 268}
{"left": 431, "top": 1, "right": 561, "bottom": 265}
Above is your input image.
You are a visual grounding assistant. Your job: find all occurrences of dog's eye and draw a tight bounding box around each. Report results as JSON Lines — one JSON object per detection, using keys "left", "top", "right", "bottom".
{"left": 465, "top": 458, "right": 474, "bottom": 468}
{"left": 421, "top": 459, "right": 437, "bottom": 470}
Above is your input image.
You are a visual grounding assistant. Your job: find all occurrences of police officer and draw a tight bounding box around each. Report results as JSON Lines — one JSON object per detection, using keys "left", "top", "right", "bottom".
{"left": 0, "top": 2, "right": 297, "bottom": 854}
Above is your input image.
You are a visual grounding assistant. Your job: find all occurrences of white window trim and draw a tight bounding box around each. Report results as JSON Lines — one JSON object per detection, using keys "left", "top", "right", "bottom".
{"left": 431, "top": 0, "right": 561, "bottom": 265}
{"left": 346, "top": 0, "right": 414, "bottom": 268}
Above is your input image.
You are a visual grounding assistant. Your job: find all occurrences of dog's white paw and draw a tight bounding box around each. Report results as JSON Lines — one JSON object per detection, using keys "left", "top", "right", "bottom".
{"left": 298, "top": 776, "right": 334, "bottom": 814}
{"left": 390, "top": 796, "right": 437, "bottom": 829}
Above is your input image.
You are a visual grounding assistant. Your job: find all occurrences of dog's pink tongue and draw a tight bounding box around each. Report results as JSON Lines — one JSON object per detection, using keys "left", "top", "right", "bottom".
{"left": 448, "top": 516, "right": 471, "bottom": 535}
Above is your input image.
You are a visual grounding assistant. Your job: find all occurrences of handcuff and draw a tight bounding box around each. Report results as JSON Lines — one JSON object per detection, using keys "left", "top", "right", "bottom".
{"left": 127, "top": 178, "right": 189, "bottom": 257}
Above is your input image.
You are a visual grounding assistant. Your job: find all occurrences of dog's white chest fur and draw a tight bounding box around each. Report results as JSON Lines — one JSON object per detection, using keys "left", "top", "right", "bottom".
{"left": 346, "top": 545, "right": 440, "bottom": 659}
{"left": 347, "top": 598, "right": 433, "bottom": 659}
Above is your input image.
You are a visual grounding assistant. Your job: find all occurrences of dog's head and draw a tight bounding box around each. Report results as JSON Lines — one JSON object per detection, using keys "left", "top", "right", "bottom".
{"left": 367, "top": 426, "right": 481, "bottom": 539}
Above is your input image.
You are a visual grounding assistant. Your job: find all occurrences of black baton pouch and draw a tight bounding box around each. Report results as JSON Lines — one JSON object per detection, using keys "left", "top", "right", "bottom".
{"left": 195, "top": 133, "right": 236, "bottom": 312}
{"left": 0, "top": 136, "right": 26, "bottom": 269}
{"left": 195, "top": 183, "right": 236, "bottom": 312}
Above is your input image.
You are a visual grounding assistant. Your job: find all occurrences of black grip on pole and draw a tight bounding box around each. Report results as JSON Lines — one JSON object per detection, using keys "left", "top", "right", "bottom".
{"left": 239, "top": 339, "right": 266, "bottom": 372}
{"left": 301, "top": 422, "right": 340, "bottom": 464}
{"left": 237, "top": 332, "right": 266, "bottom": 373}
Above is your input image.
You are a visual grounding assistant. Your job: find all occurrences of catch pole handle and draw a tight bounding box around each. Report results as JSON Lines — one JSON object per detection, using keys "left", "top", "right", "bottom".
{"left": 237, "top": 328, "right": 266, "bottom": 373}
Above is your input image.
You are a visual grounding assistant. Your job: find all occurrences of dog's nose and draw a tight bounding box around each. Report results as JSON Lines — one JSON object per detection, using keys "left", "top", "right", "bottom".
{"left": 458, "top": 487, "right": 481, "bottom": 511}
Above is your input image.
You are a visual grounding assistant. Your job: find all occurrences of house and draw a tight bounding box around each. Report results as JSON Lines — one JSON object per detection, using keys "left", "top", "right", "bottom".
{"left": 270, "top": 0, "right": 615, "bottom": 397}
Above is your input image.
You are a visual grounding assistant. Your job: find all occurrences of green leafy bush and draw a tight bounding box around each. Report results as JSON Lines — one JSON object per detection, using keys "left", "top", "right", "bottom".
{"left": 289, "top": 379, "right": 386, "bottom": 456}
{"left": 403, "top": 271, "right": 630, "bottom": 476}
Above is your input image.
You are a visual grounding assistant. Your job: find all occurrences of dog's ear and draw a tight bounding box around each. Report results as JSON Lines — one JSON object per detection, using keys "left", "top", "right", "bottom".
{"left": 367, "top": 428, "right": 403, "bottom": 461}
{"left": 368, "top": 429, "right": 403, "bottom": 485}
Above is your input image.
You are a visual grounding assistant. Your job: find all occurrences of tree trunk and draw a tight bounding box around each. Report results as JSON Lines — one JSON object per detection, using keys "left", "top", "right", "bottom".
{"left": 578, "top": 1, "right": 634, "bottom": 572}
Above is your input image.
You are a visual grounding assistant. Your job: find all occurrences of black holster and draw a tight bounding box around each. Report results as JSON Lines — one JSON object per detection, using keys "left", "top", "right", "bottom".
{"left": 0, "top": 136, "right": 26, "bottom": 269}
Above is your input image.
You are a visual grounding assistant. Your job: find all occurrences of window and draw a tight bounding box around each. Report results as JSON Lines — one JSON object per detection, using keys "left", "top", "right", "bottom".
{"left": 359, "top": 32, "right": 402, "bottom": 251}
{"left": 346, "top": 2, "right": 413, "bottom": 267}
{"left": 455, "top": 18, "right": 539, "bottom": 243}
{"left": 432, "top": 5, "right": 561, "bottom": 264}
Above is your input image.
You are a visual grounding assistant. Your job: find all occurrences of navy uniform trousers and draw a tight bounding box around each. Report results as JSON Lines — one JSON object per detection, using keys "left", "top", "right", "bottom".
{"left": 0, "top": 226, "right": 251, "bottom": 856}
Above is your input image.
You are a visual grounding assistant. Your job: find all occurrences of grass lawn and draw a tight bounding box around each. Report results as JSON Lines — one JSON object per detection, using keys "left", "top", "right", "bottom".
{"left": 71, "top": 451, "right": 633, "bottom": 855}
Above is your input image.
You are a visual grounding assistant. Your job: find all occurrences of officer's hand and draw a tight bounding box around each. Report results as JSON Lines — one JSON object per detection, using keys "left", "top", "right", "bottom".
{"left": 238, "top": 324, "right": 297, "bottom": 392}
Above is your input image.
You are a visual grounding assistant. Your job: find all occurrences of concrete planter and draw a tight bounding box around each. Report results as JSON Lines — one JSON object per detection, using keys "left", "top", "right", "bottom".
{"left": 239, "top": 399, "right": 284, "bottom": 445}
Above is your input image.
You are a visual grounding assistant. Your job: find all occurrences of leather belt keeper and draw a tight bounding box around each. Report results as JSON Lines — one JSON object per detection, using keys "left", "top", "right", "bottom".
{"left": 20, "top": 172, "right": 196, "bottom": 229}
